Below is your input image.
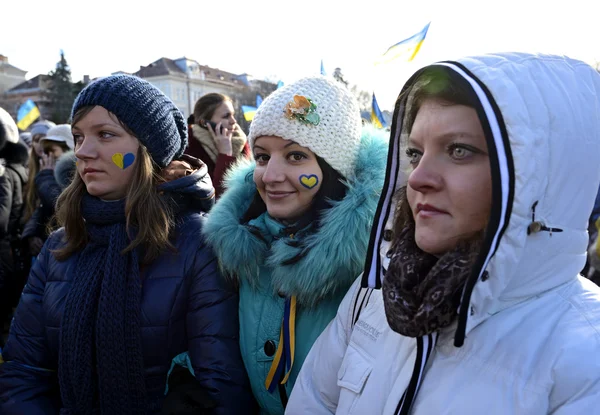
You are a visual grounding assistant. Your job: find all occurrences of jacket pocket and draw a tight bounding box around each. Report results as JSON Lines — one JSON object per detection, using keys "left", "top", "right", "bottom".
{"left": 336, "top": 343, "right": 373, "bottom": 413}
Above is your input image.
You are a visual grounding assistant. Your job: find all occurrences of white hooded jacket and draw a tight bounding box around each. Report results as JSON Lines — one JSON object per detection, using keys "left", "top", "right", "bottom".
{"left": 286, "top": 53, "right": 600, "bottom": 414}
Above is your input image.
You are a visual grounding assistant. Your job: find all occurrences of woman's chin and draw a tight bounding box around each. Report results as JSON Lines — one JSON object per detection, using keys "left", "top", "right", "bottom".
{"left": 267, "top": 209, "right": 291, "bottom": 221}
{"left": 414, "top": 234, "right": 449, "bottom": 256}
{"left": 85, "top": 186, "right": 121, "bottom": 201}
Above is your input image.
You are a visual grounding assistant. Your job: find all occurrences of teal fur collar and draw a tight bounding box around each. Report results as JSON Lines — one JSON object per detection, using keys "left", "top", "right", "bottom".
{"left": 203, "top": 126, "right": 388, "bottom": 307}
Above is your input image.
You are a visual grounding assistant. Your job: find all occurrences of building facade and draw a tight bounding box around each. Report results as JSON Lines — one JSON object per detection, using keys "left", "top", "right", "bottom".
{"left": 0, "top": 55, "right": 28, "bottom": 116}
{"left": 2, "top": 55, "right": 277, "bottom": 131}
{"left": 130, "top": 57, "right": 277, "bottom": 133}
{"left": 4, "top": 75, "right": 52, "bottom": 120}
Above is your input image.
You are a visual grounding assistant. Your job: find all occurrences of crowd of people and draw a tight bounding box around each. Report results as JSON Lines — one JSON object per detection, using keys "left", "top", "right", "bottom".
{"left": 0, "top": 51, "right": 599, "bottom": 415}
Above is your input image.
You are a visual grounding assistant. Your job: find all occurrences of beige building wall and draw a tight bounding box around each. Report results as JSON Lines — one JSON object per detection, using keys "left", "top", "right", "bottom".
{"left": 146, "top": 75, "right": 235, "bottom": 120}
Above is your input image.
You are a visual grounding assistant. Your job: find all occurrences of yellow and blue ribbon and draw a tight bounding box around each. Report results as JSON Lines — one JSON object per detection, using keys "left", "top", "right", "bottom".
{"left": 265, "top": 296, "right": 296, "bottom": 393}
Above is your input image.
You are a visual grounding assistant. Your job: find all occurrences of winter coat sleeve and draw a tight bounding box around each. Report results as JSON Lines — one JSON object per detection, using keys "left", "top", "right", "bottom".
{"left": 548, "top": 323, "right": 600, "bottom": 415}
{"left": 35, "top": 170, "right": 62, "bottom": 210}
{"left": 286, "top": 277, "right": 363, "bottom": 414}
{"left": 186, "top": 236, "right": 254, "bottom": 414}
{"left": 551, "top": 394, "right": 600, "bottom": 415}
{"left": 21, "top": 206, "right": 44, "bottom": 240}
{"left": 212, "top": 142, "right": 251, "bottom": 198}
{"left": 0, "top": 234, "right": 60, "bottom": 415}
{"left": 21, "top": 170, "right": 58, "bottom": 240}
{"left": 0, "top": 174, "right": 13, "bottom": 237}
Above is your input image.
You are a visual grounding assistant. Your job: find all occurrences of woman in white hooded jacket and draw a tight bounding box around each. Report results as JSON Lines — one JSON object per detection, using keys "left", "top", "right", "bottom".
{"left": 286, "top": 52, "right": 600, "bottom": 414}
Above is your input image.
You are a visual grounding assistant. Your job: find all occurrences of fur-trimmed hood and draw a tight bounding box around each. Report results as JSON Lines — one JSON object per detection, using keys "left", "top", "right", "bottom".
{"left": 202, "top": 125, "right": 388, "bottom": 306}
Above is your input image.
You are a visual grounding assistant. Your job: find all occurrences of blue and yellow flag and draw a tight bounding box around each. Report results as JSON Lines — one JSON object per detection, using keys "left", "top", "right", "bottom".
{"left": 371, "top": 93, "right": 387, "bottom": 129}
{"left": 242, "top": 95, "right": 263, "bottom": 122}
{"left": 242, "top": 105, "right": 257, "bottom": 122}
{"left": 17, "top": 99, "right": 40, "bottom": 131}
{"left": 375, "top": 22, "right": 431, "bottom": 65}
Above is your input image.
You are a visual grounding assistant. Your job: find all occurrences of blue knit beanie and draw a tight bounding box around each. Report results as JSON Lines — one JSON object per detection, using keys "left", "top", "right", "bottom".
{"left": 71, "top": 75, "right": 187, "bottom": 168}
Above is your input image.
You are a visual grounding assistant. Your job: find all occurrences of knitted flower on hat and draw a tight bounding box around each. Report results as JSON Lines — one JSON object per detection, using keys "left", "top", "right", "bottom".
{"left": 248, "top": 76, "right": 362, "bottom": 178}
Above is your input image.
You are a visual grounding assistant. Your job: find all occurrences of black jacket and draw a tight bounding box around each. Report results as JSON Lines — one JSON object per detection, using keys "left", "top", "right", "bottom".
{"left": 21, "top": 170, "right": 61, "bottom": 241}
{"left": 0, "top": 141, "right": 30, "bottom": 322}
{"left": 0, "top": 163, "right": 28, "bottom": 241}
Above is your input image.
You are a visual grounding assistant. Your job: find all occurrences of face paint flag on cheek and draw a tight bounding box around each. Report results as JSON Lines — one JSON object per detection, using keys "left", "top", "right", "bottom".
{"left": 112, "top": 152, "right": 135, "bottom": 169}
{"left": 299, "top": 174, "right": 319, "bottom": 189}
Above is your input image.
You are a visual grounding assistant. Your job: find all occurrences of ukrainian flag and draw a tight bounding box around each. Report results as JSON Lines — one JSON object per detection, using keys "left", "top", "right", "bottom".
{"left": 375, "top": 22, "right": 431, "bottom": 65}
{"left": 242, "top": 105, "right": 257, "bottom": 122}
{"left": 371, "top": 93, "right": 387, "bottom": 129}
{"left": 242, "top": 95, "right": 263, "bottom": 122}
{"left": 17, "top": 99, "right": 40, "bottom": 131}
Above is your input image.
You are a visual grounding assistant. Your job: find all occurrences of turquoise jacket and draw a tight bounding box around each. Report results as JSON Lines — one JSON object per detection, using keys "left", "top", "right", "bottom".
{"left": 203, "top": 126, "right": 388, "bottom": 415}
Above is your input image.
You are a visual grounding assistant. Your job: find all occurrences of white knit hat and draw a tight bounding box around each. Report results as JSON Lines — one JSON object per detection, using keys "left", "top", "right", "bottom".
{"left": 41, "top": 124, "right": 74, "bottom": 150}
{"left": 248, "top": 76, "right": 362, "bottom": 178}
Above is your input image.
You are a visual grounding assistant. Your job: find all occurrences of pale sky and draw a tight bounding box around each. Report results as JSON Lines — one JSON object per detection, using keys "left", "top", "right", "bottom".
{"left": 2, "top": 0, "right": 598, "bottom": 112}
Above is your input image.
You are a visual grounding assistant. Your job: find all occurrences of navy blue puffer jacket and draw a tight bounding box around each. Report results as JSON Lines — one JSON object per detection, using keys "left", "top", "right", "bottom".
{"left": 0, "top": 158, "right": 253, "bottom": 414}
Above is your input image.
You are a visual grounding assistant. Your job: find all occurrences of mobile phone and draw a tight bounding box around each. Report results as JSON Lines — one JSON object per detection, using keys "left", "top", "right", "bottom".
{"left": 205, "top": 120, "right": 223, "bottom": 134}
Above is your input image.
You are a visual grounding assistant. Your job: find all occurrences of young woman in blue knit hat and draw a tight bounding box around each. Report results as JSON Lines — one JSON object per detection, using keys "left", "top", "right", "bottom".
{"left": 201, "top": 75, "right": 388, "bottom": 414}
{"left": 0, "top": 74, "right": 253, "bottom": 414}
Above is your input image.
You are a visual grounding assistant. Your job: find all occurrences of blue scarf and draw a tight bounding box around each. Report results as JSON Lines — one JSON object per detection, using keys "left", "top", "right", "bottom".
{"left": 58, "top": 194, "right": 147, "bottom": 414}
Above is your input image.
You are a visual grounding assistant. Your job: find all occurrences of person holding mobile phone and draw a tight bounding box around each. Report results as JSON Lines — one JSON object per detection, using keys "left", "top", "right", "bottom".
{"left": 185, "top": 93, "right": 251, "bottom": 198}
{"left": 21, "top": 124, "right": 74, "bottom": 263}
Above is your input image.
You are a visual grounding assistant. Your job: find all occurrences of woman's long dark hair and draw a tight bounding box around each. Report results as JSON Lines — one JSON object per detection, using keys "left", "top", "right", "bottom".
{"left": 241, "top": 156, "right": 348, "bottom": 265}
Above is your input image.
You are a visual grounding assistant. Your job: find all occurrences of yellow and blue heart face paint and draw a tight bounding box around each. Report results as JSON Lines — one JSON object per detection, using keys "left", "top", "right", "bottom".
{"left": 112, "top": 152, "right": 135, "bottom": 169}
{"left": 299, "top": 174, "right": 319, "bottom": 189}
